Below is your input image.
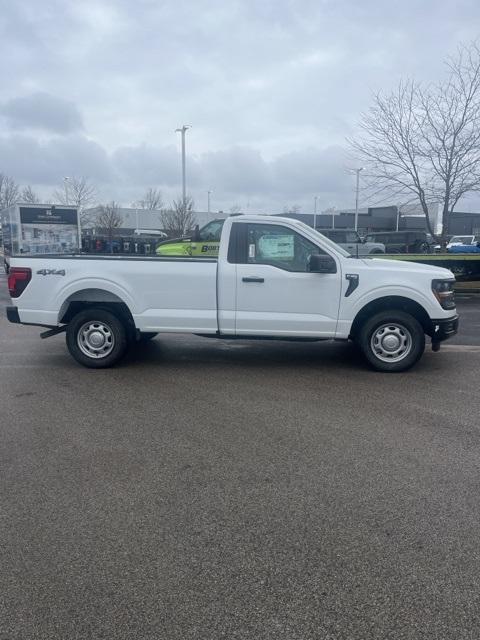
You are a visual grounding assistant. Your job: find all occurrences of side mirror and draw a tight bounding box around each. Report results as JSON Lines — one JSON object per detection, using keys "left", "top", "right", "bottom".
{"left": 308, "top": 253, "right": 337, "bottom": 274}
{"left": 192, "top": 224, "right": 200, "bottom": 241}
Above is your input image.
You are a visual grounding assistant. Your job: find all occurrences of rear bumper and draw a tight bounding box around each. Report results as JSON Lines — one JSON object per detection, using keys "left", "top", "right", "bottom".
{"left": 428, "top": 315, "right": 459, "bottom": 342}
{"left": 6, "top": 306, "right": 20, "bottom": 324}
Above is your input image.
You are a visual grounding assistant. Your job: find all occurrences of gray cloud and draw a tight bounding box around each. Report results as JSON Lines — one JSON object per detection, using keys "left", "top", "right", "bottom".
{"left": 1, "top": 92, "right": 84, "bottom": 134}
{"left": 200, "top": 147, "right": 272, "bottom": 193}
{"left": 0, "top": 134, "right": 110, "bottom": 184}
{"left": 0, "top": 131, "right": 353, "bottom": 211}
{"left": 1, "top": 0, "right": 480, "bottom": 211}
{"left": 112, "top": 144, "right": 187, "bottom": 187}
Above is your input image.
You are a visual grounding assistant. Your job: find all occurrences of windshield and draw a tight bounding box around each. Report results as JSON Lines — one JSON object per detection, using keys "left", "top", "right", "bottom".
{"left": 294, "top": 221, "right": 352, "bottom": 257}
{"left": 345, "top": 231, "right": 360, "bottom": 243}
{"left": 199, "top": 220, "right": 224, "bottom": 241}
{"left": 450, "top": 236, "right": 473, "bottom": 244}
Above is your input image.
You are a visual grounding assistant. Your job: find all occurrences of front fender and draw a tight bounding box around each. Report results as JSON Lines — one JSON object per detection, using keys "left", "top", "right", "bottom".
{"left": 349, "top": 284, "right": 437, "bottom": 318}
{"left": 336, "top": 283, "right": 440, "bottom": 339}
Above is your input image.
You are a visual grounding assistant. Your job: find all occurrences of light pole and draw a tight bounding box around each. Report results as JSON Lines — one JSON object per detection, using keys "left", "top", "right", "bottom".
{"left": 354, "top": 167, "right": 364, "bottom": 232}
{"left": 175, "top": 125, "right": 190, "bottom": 208}
{"left": 207, "top": 190, "right": 212, "bottom": 217}
{"left": 63, "top": 176, "right": 70, "bottom": 205}
{"left": 313, "top": 196, "right": 318, "bottom": 230}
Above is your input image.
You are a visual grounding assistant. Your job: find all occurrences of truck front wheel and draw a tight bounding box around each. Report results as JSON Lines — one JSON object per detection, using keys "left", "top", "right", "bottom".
{"left": 358, "top": 310, "right": 425, "bottom": 372}
{"left": 66, "top": 308, "right": 128, "bottom": 368}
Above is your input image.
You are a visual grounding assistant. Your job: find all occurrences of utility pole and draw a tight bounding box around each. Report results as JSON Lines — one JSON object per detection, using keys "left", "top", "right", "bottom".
{"left": 207, "top": 190, "right": 212, "bottom": 217}
{"left": 63, "top": 176, "right": 70, "bottom": 205}
{"left": 175, "top": 125, "right": 190, "bottom": 208}
{"left": 354, "top": 167, "right": 364, "bottom": 232}
{"left": 313, "top": 196, "right": 318, "bottom": 230}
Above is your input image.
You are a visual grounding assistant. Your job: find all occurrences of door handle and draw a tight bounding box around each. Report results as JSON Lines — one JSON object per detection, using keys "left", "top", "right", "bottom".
{"left": 242, "top": 276, "right": 264, "bottom": 283}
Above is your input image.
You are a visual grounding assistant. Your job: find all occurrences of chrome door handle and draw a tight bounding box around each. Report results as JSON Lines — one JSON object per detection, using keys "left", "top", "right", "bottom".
{"left": 242, "top": 276, "right": 264, "bottom": 283}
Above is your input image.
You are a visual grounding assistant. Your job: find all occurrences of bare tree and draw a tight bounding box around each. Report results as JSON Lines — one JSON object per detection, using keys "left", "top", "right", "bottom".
{"left": 349, "top": 41, "right": 480, "bottom": 244}
{"left": 96, "top": 201, "right": 123, "bottom": 251}
{"left": 283, "top": 204, "right": 301, "bottom": 214}
{"left": 0, "top": 174, "right": 20, "bottom": 210}
{"left": 133, "top": 188, "right": 164, "bottom": 210}
{"left": 20, "top": 185, "right": 40, "bottom": 204}
{"left": 53, "top": 176, "right": 98, "bottom": 227}
{"left": 229, "top": 204, "right": 242, "bottom": 214}
{"left": 161, "top": 197, "right": 196, "bottom": 236}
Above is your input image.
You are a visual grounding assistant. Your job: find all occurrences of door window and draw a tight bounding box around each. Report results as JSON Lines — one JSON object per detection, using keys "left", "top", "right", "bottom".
{"left": 345, "top": 231, "right": 360, "bottom": 243}
{"left": 245, "top": 224, "right": 325, "bottom": 272}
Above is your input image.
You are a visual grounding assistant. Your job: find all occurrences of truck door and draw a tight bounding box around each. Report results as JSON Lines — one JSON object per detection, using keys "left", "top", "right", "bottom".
{"left": 229, "top": 222, "right": 342, "bottom": 337}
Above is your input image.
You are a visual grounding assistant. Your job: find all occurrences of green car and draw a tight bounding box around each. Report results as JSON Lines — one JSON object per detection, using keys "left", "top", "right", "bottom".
{"left": 156, "top": 219, "right": 225, "bottom": 257}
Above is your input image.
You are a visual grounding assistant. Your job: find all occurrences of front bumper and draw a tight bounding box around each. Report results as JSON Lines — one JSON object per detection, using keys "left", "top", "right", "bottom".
{"left": 6, "top": 306, "right": 20, "bottom": 324}
{"left": 428, "top": 315, "right": 459, "bottom": 343}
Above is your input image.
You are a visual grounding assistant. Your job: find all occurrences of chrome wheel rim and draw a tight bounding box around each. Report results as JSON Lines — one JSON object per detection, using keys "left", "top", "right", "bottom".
{"left": 370, "top": 323, "right": 412, "bottom": 363}
{"left": 77, "top": 321, "right": 115, "bottom": 359}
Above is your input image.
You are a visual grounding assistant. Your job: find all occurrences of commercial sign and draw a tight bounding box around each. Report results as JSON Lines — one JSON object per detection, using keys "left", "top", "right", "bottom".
{"left": 19, "top": 207, "right": 78, "bottom": 225}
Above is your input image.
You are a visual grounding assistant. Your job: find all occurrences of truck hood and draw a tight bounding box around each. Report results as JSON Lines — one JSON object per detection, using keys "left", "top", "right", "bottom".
{"left": 357, "top": 257, "right": 454, "bottom": 279}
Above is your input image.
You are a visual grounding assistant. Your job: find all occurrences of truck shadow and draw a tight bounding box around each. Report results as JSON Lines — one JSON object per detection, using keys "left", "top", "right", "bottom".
{"left": 122, "top": 336, "right": 376, "bottom": 372}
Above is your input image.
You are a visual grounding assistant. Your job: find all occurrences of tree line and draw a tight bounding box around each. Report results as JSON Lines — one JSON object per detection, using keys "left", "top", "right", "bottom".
{"left": 0, "top": 176, "right": 197, "bottom": 237}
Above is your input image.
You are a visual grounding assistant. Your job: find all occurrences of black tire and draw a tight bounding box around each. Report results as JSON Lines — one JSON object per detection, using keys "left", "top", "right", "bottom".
{"left": 369, "top": 249, "right": 384, "bottom": 255}
{"left": 138, "top": 332, "right": 158, "bottom": 341}
{"left": 418, "top": 242, "right": 431, "bottom": 254}
{"left": 66, "top": 307, "right": 128, "bottom": 368}
{"left": 358, "top": 310, "right": 425, "bottom": 372}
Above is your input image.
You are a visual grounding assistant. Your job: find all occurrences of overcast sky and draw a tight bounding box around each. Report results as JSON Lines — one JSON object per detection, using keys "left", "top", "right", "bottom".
{"left": 1, "top": 0, "right": 479, "bottom": 213}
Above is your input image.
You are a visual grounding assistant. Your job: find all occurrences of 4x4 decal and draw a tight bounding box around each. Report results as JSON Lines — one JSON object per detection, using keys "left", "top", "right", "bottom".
{"left": 36, "top": 269, "right": 66, "bottom": 276}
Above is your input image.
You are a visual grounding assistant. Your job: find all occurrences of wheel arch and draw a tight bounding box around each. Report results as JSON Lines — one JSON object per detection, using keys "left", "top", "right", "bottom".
{"left": 58, "top": 288, "right": 135, "bottom": 332}
{"left": 349, "top": 295, "right": 431, "bottom": 339}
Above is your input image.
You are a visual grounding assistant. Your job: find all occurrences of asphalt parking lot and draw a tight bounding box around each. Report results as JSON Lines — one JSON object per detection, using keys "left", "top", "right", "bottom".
{"left": 1, "top": 273, "right": 480, "bottom": 639}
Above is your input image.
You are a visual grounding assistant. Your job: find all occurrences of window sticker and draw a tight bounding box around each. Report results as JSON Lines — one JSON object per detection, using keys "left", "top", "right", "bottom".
{"left": 258, "top": 234, "right": 294, "bottom": 260}
{"left": 248, "top": 243, "right": 256, "bottom": 259}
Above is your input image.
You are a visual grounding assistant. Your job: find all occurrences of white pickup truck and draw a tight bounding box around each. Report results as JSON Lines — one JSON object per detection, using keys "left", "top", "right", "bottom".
{"left": 6, "top": 214, "right": 458, "bottom": 372}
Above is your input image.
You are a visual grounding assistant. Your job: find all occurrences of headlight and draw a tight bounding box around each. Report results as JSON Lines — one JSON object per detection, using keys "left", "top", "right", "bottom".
{"left": 432, "top": 279, "right": 456, "bottom": 310}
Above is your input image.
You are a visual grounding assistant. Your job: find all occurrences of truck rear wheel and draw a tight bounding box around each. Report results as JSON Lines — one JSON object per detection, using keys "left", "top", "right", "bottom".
{"left": 66, "top": 308, "right": 128, "bottom": 368}
{"left": 358, "top": 310, "right": 425, "bottom": 372}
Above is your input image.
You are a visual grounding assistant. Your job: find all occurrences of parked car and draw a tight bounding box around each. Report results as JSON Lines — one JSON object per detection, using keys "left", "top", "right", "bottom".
{"left": 449, "top": 242, "right": 480, "bottom": 253}
{"left": 364, "top": 231, "right": 433, "bottom": 254}
{"left": 433, "top": 235, "right": 479, "bottom": 252}
{"left": 318, "top": 229, "right": 385, "bottom": 256}
{"left": 7, "top": 215, "right": 458, "bottom": 372}
{"left": 447, "top": 235, "right": 478, "bottom": 250}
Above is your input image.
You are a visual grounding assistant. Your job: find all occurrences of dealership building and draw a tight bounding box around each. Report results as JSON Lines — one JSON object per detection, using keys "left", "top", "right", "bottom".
{"left": 83, "top": 204, "right": 480, "bottom": 237}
